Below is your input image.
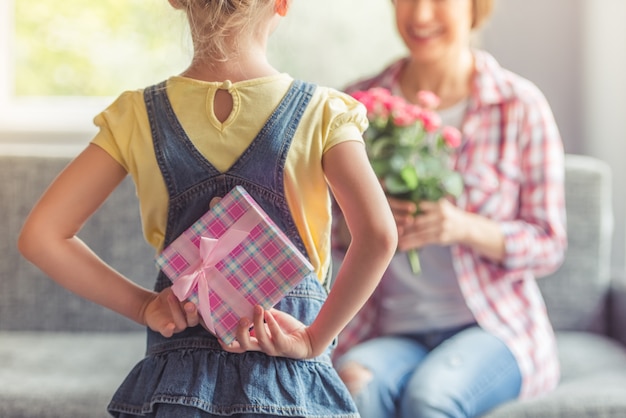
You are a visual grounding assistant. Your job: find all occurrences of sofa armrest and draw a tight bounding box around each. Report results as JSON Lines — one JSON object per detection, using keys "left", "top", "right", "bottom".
{"left": 609, "top": 276, "right": 626, "bottom": 346}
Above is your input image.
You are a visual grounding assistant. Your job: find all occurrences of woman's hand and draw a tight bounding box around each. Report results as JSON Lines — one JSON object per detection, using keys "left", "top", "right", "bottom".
{"left": 394, "top": 198, "right": 506, "bottom": 262}
{"left": 394, "top": 199, "right": 468, "bottom": 252}
{"left": 220, "top": 306, "right": 316, "bottom": 359}
{"left": 142, "top": 287, "right": 201, "bottom": 338}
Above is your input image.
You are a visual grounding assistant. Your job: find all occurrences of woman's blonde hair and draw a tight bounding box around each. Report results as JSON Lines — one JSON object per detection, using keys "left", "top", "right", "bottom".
{"left": 472, "top": 0, "right": 494, "bottom": 29}
{"left": 180, "top": 0, "right": 274, "bottom": 61}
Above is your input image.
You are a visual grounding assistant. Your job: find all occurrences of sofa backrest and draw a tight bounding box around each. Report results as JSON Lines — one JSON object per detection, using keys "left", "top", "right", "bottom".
{"left": 0, "top": 147, "right": 155, "bottom": 332}
{"left": 1, "top": 149, "right": 614, "bottom": 334}
{"left": 539, "top": 154, "right": 613, "bottom": 333}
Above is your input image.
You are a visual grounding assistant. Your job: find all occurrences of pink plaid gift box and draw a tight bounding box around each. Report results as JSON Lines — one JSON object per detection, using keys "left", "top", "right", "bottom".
{"left": 156, "top": 186, "right": 314, "bottom": 344}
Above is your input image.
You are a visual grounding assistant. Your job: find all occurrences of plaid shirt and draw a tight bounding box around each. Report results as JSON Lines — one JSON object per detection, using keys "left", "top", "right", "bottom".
{"left": 333, "top": 50, "right": 567, "bottom": 399}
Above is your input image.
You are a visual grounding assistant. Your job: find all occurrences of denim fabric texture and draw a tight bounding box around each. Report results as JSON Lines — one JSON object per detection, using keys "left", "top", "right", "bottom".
{"left": 107, "top": 80, "right": 359, "bottom": 417}
{"left": 337, "top": 326, "right": 522, "bottom": 418}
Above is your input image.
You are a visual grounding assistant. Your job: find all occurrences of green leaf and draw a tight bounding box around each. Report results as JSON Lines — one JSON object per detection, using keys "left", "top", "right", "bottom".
{"left": 399, "top": 166, "right": 419, "bottom": 190}
{"left": 384, "top": 173, "right": 412, "bottom": 195}
{"left": 368, "top": 137, "right": 394, "bottom": 159}
{"left": 370, "top": 159, "right": 391, "bottom": 177}
{"left": 442, "top": 172, "right": 464, "bottom": 197}
{"left": 389, "top": 154, "right": 409, "bottom": 172}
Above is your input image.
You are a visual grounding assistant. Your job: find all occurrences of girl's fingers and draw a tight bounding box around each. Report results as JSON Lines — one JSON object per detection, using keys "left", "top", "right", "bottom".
{"left": 234, "top": 317, "right": 259, "bottom": 352}
{"left": 183, "top": 301, "right": 200, "bottom": 327}
{"left": 166, "top": 292, "right": 188, "bottom": 331}
{"left": 253, "top": 306, "right": 276, "bottom": 354}
{"left": 219, "top": 339, "right": 244, "bottom": 353}
{"left": 219, "top": 318, "right": 254, "bottom": 353}
{"left": 209, "top": 197, "right": 222, "bottom": 208}
{"left": 263, "top": 309, "right": 286, "bottom": 349}
{"left": 159, "top": 321, "right": 176, "bottom": 338}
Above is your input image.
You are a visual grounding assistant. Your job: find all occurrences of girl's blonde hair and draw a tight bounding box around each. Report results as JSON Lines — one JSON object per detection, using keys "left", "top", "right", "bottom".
{"left": 472, "top": 0, "right": 494, "bottom": 29}
{"left": 180, "top": 0, "right": 274, "bottom": 61}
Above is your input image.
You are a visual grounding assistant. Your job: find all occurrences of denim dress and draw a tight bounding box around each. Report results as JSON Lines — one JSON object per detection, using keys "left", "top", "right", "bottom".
{"left": 107, "top": 80, "right": 359, "bottom": 418}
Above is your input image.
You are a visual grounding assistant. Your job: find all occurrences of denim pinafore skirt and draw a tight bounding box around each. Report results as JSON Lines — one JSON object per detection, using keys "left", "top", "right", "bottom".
{"left": 107, "top": 80, "right": 359, "bottom": 418}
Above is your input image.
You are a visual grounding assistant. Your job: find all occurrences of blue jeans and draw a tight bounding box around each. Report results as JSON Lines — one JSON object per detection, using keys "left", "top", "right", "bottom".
{"left": 337, "top": 326, "right": 521, "bottom": 418}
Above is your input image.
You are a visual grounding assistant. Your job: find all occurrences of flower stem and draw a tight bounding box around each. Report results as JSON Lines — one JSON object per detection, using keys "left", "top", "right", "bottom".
{"left": 408, "top": 249, "right": 421, "bottom": 274}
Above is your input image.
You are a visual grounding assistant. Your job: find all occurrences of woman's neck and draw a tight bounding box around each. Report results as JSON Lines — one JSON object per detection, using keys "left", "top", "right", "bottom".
{"left": 399, "top": 49, "right": 474, "bottom": 109}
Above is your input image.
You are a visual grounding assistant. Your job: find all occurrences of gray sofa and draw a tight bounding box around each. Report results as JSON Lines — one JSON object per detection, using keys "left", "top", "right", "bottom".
{"left": 1, "top": 146, "right": 625, "bottom": 418}
{"left": 484, "top": 154, "right": 626, "bottom": 417}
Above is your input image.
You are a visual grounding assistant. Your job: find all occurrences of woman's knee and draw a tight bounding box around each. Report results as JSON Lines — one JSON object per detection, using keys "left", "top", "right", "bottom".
{"left": 399, "top": 380, "right": 465, "bottom": 418}
{"left": 338, "top": 361, "right": 398, "bottom": 418}
{"left": 337, "top": 361, "right": 373, "bottom": 396}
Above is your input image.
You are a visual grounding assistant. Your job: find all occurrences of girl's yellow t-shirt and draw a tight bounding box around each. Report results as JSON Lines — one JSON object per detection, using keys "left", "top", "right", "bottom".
{"left": 91, "top": 74, "right": 367, "bottom": 282}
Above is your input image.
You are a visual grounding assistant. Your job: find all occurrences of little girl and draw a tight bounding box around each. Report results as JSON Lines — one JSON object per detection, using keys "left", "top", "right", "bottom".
{"left": 18, "top": 0, "right": 397, "bottom": 417}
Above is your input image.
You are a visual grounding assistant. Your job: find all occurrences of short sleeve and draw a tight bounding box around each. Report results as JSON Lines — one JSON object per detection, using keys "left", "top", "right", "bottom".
{"left": 91, "top": 90, "right": 146, "bottom": 172}
{"left": 321, "top": 89, "right": 369, "bottom": 153}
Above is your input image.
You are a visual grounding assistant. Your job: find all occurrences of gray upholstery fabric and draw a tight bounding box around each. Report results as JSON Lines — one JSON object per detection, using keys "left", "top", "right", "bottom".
{"left": 0, "top": 154, "right": 155, "bottom": 332}
{"left": 485, "top": 333, "right": 626, "bottom": 418}
{"left": 1, "top": 150, "right": 625, "bottom": 418}
{"left": 0, "top": 332, "right": 145, "bottom": 418}
{"left": 484, "top": 155, "right": 626, "bottom": 418}
{"left": 538, "top": 154, "right": 614, "bottom": 333}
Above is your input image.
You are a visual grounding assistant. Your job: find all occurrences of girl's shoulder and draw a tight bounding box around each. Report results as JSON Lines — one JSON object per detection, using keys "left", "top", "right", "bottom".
{"left": 305, "top": 84, "right": 368, "bottom": 134}
{"left": 93, "top": 88, "right": 148, "bottom": 136}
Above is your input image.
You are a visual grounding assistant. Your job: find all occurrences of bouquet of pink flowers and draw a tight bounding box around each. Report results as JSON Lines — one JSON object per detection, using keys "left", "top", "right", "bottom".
{"left": 351, "top": 87, "right": 463, "bottom": 273}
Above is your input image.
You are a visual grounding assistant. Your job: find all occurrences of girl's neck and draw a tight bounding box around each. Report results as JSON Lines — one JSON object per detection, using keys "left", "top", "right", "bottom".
{"left": 182, "top": 39, "right": 279, "bottom": 83}
{"left": 182, "top": 55, "right": 279, "bottom": 83}
{"left": 399, "top": 49, "right": 474, "bottom": 110}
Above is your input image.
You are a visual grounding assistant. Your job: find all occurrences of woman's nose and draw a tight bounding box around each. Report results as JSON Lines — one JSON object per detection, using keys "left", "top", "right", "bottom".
{"left": 410, "top": 0, "right": 438, "bottom": 23}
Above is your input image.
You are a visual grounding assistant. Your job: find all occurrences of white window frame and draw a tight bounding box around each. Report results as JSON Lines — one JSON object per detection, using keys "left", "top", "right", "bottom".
{"left": 0, "top": 0, "right": 109, "bottom": 145}
{"left": 0, "top": 0, "right": 406, "bottom": 147}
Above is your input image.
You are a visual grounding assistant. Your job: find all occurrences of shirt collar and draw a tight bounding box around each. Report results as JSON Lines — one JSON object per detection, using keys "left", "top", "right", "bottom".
{"left": 471, "top": 49, "right": 515, "bottom": 108}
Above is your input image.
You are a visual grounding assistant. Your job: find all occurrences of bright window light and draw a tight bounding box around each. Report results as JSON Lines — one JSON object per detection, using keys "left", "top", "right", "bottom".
{"left": 1, "top": 0, "right": 191, "bottom": 137}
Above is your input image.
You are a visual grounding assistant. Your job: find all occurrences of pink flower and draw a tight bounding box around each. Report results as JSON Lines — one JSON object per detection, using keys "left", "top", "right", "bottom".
{"left": 387, "top": 95, "right": 407, "bottom": 113}
{"left": 350, "top": 87, "right": 464, "bottom": 226}
{"left": 442, "top": 126, "right": 462, "bottom": 148}
{"left": 352, "top": 88, "right": 393, "bottom": 120}
{"left": 392, "top": 107, "right": 418, "bottom": 126}
{"left": 420, "top": 109, "right": 442, "bottom": 133}
{"left": 416, "top": 90, "right": 441, "bottom": 110}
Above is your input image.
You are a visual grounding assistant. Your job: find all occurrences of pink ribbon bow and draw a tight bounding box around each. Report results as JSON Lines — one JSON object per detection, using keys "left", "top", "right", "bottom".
{"left": 171, "top": 209, "right": 262, "bottom": 336}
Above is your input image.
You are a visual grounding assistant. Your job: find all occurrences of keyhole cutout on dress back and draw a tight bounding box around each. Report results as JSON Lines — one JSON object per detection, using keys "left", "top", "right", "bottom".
{"left": 213, "top": 87, "right": 234, "bottom": 124}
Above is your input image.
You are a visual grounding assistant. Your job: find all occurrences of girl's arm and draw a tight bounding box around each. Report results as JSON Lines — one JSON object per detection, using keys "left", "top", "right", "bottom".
{"left": 18, "top": 144, "right": 196, "bottom": 336}
{"left": 225, "top": 140, "right": 397, "bottom": 358}
{"left": 307, "top": 140, "right": 397, "bottom": 355}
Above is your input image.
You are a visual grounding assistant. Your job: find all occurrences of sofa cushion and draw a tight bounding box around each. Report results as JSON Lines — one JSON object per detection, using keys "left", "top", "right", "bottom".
{"left": 538, "top": 155, "right": 613, "bottom": 334}
{"left": 0, "top": 331, "right": 146, "bottom": 418}
{"left": 485, "top": 332, "right": 626, "bottom": 418}
{"left": 0, "top": 153, "right": 156, "bottom": 332}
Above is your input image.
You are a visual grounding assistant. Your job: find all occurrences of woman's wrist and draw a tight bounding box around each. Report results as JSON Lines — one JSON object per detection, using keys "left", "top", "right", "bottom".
{"left": 461, "top": 212, "right": 505, "bottom": 262}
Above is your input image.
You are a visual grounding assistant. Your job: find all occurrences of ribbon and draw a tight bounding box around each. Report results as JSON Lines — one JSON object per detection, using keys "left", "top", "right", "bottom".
{"left": 171, "top": 209, "right": 263, "bottom": 336}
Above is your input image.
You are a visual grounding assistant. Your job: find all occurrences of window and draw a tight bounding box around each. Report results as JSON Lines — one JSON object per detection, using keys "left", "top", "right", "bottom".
{"left": 1, "top": 0, "right": 190, "bottom": 139}
{"left": 0, "top": 0, "right": 404, "bottom": 143}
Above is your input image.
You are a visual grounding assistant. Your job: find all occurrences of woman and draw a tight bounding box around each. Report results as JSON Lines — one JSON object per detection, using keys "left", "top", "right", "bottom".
{"left": 332, "top": 0, "right": 567, "bottom": 417}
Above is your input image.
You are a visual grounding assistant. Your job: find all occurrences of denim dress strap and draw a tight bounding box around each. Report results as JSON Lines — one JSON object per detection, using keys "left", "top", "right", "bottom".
{"left": 145, "top": 80, "right": 314, "bottom": 256}
{"left": 107, "top": 79, "right": 358, "bottom": 417}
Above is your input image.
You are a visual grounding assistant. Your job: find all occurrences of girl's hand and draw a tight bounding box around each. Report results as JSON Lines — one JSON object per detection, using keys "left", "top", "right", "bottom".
{"left": 397, "top": 199, "right": 468, "bottom": 251}
{"left": 220, "top": 306, "right": 316, "bottom": 359}
{"left": 142, "top": 287, "right": 201, "bottom": 337}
